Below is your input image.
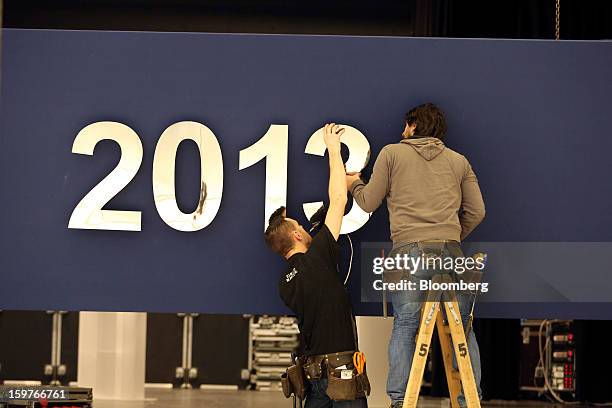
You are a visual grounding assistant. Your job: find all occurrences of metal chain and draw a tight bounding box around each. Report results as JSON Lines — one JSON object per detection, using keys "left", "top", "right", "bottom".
{"left": 555, "top": 0, "right": 561, "bottom": 40}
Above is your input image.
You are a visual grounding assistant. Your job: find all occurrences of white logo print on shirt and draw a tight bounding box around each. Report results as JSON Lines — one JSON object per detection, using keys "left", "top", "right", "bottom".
{"left": 286, "top": 268, "right": 298, "bottom": 282}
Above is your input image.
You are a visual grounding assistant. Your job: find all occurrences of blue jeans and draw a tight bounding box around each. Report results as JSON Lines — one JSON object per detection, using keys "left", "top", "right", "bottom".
{"left": 305, "top": 378, "right": 368, "bottom": 408}
{"left": 385, "top": 243, "right": 482, "bottom": 406}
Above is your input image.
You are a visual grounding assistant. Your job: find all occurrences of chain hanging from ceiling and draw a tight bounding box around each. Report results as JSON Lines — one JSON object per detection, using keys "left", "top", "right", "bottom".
{"left": 555, "top": 0, "right": 561, "bottom": 40}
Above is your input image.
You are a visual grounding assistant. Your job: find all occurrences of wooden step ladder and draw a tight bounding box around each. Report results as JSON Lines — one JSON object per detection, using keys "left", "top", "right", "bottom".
{"left": 402, "top": 273, "right": 480, "bottom": 408}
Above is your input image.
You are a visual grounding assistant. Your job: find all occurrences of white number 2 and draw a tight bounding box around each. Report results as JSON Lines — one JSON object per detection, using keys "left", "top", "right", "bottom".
{"left": 68, "top": 121, "right": 143, "bottom": 231}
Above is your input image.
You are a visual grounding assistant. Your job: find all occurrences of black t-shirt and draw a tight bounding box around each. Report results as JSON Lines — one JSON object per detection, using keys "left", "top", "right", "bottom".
{"left": 278, "top": 225, "right": 356, "bottom": 357}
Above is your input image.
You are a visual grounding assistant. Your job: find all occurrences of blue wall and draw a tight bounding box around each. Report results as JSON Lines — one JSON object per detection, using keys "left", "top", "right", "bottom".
{"left": 1, "top": 30, "right": 611, "bottom": 318}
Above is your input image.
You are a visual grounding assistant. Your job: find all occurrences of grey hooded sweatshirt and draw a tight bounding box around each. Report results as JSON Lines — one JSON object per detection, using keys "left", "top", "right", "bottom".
{"left": 349, "top": 137, "right": 485, "bottom": 244}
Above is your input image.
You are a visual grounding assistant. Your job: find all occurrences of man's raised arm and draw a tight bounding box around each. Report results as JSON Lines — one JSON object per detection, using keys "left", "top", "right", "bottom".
{"left": 322, "top": 123, "right": 348, "bottom": 241}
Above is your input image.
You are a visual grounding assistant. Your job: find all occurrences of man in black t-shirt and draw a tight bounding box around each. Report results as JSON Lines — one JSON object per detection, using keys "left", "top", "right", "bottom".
{"left": 264, "top": 123, "right": 368, "bottom": 408}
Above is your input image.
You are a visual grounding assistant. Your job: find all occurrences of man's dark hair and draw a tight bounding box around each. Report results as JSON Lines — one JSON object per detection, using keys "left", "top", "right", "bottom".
{"left": 264, "top": 206, "right": 295, "bottom": 257}
{"left": 404, "top": 103, "right": 447, "bottom": 141}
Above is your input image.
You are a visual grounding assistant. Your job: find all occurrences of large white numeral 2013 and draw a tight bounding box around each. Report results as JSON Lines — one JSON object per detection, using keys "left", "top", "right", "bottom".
{"left": 69, "top": 121, "right": 372, "bottom": 234}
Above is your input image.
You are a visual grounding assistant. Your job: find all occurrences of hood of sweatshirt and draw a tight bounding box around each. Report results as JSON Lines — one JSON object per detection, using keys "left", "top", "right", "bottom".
{"left": 401, "top": 137, "right": 445, "bottom": 161}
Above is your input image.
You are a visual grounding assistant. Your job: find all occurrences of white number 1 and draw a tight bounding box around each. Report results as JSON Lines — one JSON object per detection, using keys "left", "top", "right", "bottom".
{"left": 238, "top": 125, "right": 289, "bottom": 231}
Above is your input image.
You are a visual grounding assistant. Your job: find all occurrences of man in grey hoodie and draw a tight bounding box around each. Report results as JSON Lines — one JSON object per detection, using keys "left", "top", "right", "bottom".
{"left": 346, "top": 103, "right": 485, "bottom": 408}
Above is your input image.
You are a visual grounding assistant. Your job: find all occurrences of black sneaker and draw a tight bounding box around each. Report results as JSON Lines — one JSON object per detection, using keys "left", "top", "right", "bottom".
{"left": 390, "top": 401, "right": 403, "bottom": 408}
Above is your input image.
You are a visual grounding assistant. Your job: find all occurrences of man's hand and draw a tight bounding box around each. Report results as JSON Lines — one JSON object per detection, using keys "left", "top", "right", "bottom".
{"left": 323, "top": 123, "right": 344, "bottom": 154}
{"left": 346, "top": 172, "right": 361, "bottom": 190}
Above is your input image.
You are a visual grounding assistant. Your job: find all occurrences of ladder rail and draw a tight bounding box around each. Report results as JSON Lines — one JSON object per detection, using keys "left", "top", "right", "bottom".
{"left": 436, "top": 313, "right": 462, "bottom": 408}
{"left": 443, "top": 299, "right": 480, "bottom": 408}
{"left": 402, "top": 301, "right": 439, "bottom": 408}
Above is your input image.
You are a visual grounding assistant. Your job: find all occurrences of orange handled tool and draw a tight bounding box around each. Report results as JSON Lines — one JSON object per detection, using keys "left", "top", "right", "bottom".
{"left": 353, "top": 351, "right": 366, "bottom": 374}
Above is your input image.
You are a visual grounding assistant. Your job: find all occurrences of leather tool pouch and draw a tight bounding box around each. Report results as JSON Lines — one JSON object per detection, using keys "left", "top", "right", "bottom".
{"left": 280, "top": 371, "right": 292, "bottom": 398}
{"left": 303, "top": 356, "right": 324, "bottom": 380}
{"left": 281, "top": 358, "right": 307, "bottom": 400}
{"left": 325, "top": 357, "right": 371, "bottom": 401}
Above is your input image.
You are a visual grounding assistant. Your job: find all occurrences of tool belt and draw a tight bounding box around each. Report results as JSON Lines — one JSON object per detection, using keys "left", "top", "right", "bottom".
{"left": 281, "top": 351, "right": 370, "bottom": 401}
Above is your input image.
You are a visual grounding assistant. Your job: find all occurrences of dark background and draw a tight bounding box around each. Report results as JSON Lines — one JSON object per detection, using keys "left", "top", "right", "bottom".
{"left": 1, "top": 0, "right": 611, "bottom": 403}
{"left": 3, "top": 0, "right": 612, "bottom": 39}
